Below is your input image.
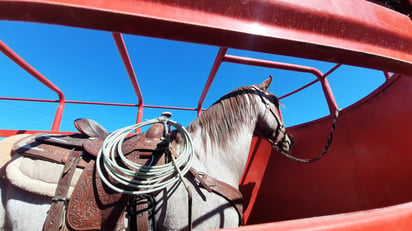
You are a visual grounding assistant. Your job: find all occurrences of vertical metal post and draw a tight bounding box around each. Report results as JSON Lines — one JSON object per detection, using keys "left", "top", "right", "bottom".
{"left": 0, "top": 40, "right": 65, "bottom": 131}
{"left": 112, "top": 33, "right": 144, "bottom": 125}
{"left": 197, "top": 47, "right": 228, "bottom": 116}
{"left": 319, "top": 77, "right": 338, "bottom": 114}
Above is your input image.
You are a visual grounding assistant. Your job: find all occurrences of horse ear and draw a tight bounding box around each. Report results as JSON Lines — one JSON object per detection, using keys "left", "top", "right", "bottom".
{"left": 256, "top": 75, "right": 272, "bottom": 91}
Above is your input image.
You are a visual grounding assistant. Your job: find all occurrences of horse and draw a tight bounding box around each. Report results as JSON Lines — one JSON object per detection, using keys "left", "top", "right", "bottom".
{"left": 0, "top": 76, "right": 293, "bottom": 230}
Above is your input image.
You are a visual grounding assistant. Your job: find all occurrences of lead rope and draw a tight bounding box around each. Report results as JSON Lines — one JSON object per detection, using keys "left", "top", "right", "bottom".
{"left": 278, "top": 109, "right": 340, "bottom": 163}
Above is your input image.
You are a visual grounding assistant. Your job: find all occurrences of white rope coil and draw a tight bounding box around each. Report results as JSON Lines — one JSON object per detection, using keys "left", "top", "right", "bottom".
{"left": 96, "top": 115, "right": 194, "bottom": 195}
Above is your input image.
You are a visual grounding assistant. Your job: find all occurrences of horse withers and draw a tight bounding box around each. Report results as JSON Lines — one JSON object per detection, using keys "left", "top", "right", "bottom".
{"left": 0, "top": 76, "right": 293, "bottom": 230}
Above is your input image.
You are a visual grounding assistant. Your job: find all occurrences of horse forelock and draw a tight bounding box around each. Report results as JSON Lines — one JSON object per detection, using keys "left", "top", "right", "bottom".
{"left": 188, "top": 86, "right": 268, "bottom": 151}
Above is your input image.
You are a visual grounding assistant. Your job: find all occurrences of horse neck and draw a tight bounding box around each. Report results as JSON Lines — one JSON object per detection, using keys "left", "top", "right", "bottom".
{"left": 187, "top": 108, "right": 259, "bottom": 188}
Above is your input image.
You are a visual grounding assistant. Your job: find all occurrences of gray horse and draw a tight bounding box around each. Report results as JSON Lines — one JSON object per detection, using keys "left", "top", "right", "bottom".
{"left": 0, "top": 76, "right": 293, "bottom": 230}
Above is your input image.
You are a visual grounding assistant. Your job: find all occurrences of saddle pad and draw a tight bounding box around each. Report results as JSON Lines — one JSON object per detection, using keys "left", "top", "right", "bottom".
{"left": 0, "top": 134, "right": 31, "bottom": 171}
{"left": 6, "top": 154, "right": 83, "bottom": 198}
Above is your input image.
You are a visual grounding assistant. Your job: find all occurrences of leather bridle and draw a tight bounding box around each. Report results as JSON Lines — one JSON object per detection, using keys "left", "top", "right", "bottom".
{"left": 252, "top": 85, "right": 340, "bottom": 163}
{"left": 252, "top": 85, "right": 291, "bottom": 151}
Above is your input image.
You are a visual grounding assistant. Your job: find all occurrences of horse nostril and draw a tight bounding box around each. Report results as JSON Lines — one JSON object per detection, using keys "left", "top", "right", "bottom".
{"left": 282, "top": 133, "right": 294, "bottom": 152}
{"left": 282, "top": 142, "right": 290, "bottom": 152}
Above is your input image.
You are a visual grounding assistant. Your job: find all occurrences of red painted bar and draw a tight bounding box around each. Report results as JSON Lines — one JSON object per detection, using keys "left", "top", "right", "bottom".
{"left": 112, "top": 33, "right": 144, "bottom": 124}
{"left": 223, "top": 54, "right": 338, "bottom": 113}
{"left": 0, "top": 97, "right": 59, "bottom": 104}
{"left": 224, "top": 55, "right": 324, "bottom": 78}
{"left": 279, "top": 79, "right": 319, "bottom": 100}
{"left": 144, "top": 104, "right": 200, "bottom": 111}
{"left": 0, "top": 129, "right": 75, "bottom": 137}
{"left": 0, "top": 0, "right": 410, "bottom": 75}
{"left": 319, "top": 77, "right": 337, "bottom": 114}
{"left": 198, "top": 51, "right": 340, "bottom": 116}
{"left": 324, "top": 64, "right": 343, "bottom": 78}
{"left": 0, "top": 97, "right": 205, "bottom": 111}
{"left": 0, "top": 97, "right": 138, "bottom": 107}
{"left": 279, "top": 64, "right": 341, "bottom": 100}
{"left": 0, "top": 40, "right": 65, "bottom": 131}
{"left": 197, "top": 47, "right": 227, "bottom": 115}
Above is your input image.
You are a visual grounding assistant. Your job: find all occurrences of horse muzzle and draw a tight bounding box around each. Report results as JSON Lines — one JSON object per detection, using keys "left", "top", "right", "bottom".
{"left": 278, "top": 132, "right": 294, "bottom": 153}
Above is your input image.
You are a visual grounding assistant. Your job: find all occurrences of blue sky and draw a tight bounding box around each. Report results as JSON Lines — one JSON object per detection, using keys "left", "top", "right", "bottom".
{"left": 0, "top": 21, "right": 386, "bottom": 133}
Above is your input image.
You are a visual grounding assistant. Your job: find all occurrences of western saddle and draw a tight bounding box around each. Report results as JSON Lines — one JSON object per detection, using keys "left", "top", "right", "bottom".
{"left": 11, "top": 116, "right": 243, "bottom": 230}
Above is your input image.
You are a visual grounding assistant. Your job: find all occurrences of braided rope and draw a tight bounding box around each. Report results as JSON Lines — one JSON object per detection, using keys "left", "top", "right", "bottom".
{"left": 279, "top": 109, "right": 340, "bottom": 163}
{"left": 96, "top": 115, "right": 194, "bottom": 195}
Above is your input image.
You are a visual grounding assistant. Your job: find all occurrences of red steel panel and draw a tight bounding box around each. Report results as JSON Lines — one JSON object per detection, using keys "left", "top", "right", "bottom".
{"left": 225, "top": 201, "right": 412, "bottom": 230}
{"left": 0, "top": 0, "right": 411, "bottom": 75}
{"left": 240, "top": 73, "right": 412, "bottom": 226}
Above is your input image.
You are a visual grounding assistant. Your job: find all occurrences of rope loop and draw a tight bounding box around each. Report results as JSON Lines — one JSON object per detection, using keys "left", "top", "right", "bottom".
{"left": 96, "top": 114, "right": 194, "bottom": 195}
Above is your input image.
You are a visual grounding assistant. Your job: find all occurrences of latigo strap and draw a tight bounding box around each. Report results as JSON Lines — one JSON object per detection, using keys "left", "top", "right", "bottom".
{"left": 43, "top": 149, "right": 83, "bottom": 231}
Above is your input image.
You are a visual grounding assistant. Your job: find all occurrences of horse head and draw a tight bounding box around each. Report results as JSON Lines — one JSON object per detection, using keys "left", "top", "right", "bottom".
{"left": 253, "top": 76, "right": 294, "bottom": 153}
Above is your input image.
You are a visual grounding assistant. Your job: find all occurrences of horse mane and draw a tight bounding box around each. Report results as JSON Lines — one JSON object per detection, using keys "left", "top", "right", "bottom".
{"left": 188, "top": 86, "right": 279, "bottom": 150}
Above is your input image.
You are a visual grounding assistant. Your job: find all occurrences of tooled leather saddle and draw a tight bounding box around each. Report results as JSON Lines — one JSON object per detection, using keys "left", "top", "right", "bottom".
{"left": 12, "top": 118, "right": 244, "bottom": 230}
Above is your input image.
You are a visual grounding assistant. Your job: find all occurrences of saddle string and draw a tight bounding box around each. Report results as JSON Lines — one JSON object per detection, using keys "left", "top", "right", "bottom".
{"left": 96, "top": 115, "right": 194, "bottom": 195}
{"left": 163, "top": 118, "right": 193, "bottom": 231}
{"left": 169, "top": 146, "right": 193, "bottom": 231}
{"left": 277, "top": 109, "right": 340, "bottom": 163}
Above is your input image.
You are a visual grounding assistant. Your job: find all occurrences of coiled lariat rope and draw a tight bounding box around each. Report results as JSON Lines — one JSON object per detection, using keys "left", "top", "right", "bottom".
{"left": 96, "top": 115, "right": 194, "bottom": 195}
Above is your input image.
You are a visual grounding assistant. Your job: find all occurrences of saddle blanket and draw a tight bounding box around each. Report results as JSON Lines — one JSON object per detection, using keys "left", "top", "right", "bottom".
{"left": 6, "top": 154, "right": 83, "bottom": 198}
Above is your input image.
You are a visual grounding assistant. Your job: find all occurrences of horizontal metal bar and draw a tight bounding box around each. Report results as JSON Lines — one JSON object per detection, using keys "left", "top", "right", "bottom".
{"left": 0, "top": 97, "right": 207, "bottom": 111}
{"left": 143, "top": 104, "right": 205, "bottom": 111}
{"left": 279, "top": 79, "right": 319, "bottom": 100}
{"left": 0, "top": 40, "right": 65, "bottom": 131}
{"left": 279, "top": 62, "right": 343, "bottom": 100}
{"left": 0, "top": 129, "right": 75, "bottom": 137}
{"left": 1, "top": 0, "right": 410, "bottom": 75}
{"left": 223, "top": 54, "right": 324, "bottom": 78}
{"left": 223, "top": 54, "right": 338, "bottom": 113}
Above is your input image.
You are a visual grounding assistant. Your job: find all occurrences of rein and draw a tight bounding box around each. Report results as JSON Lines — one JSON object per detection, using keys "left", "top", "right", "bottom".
{"left": 252, "top": 85, "right": 340, "bottom": 163}
{"left": 278, "top": 109, "right": 339, "bottom": 163}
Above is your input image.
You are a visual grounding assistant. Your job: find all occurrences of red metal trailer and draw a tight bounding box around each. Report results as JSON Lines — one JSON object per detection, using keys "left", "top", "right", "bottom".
{"left": 1, "top": 0, "right": 412, "bottom": 229}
